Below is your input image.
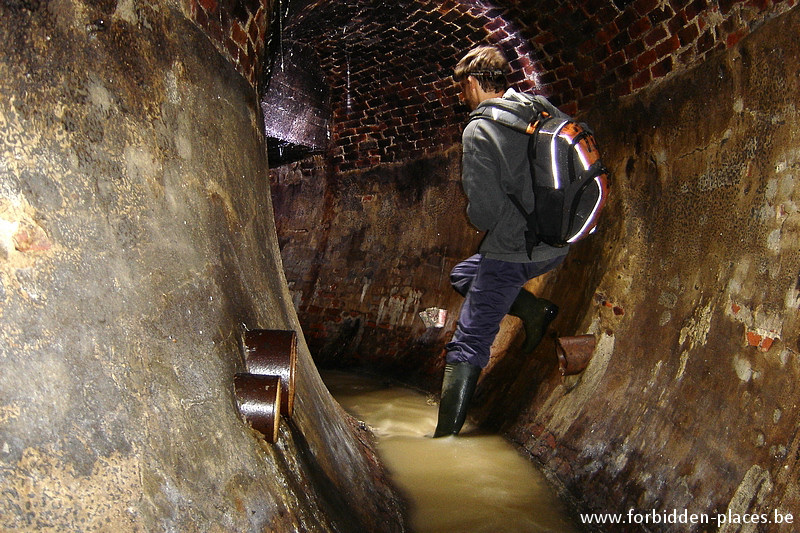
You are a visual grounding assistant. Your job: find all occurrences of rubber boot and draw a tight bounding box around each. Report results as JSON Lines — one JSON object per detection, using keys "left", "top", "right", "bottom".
{"left": 507, "top": 290, "right": 559, "bottom": 353}
{"left": 433, "top": 362, "right": 481, "bottom": 438}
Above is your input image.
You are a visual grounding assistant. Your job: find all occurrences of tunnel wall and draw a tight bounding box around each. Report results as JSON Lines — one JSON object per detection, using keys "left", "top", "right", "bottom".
{"left": 279, "top": 0, "right": 798, "bottom": 174}
{"left": 181, "top": 0, "right": 270, "bottom": 89}
{"left": 0, "top": 2, "right": 405, "bottom": 531}
{"left": 487, "top": 6, "right": 800, "bottom": 529}
{"left": 270, "top": 150, "right": 482, "bottom": 387}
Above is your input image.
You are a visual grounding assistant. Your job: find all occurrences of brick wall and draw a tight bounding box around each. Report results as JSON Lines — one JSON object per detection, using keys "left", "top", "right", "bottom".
{"left": 269, "top": 149, "right": 483, "bottom": 384}
{"left": 181, "top": 0, "right": 271, "bottom": 89}
{"left": 271, "top": 0, "right": 797, "bottom": 173}
{"left": 305, "top": 0, "right": 542, "bottom": 173}
{"left": 257, "top": 0, "right": 800, "bottom": 378}
{"left": 519, "top": 0, "right": 798, "bottom": 113}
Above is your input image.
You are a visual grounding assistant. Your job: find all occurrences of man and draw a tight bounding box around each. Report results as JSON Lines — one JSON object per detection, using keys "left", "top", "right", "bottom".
{"left": 433, "top": 45, "right": 570, "bottom": 437}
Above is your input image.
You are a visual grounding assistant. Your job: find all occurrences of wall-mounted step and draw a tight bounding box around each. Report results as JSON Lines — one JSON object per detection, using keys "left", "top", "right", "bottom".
{"left": 242, "top": 329, "right": 297, "bottom": 416}
{"left": 234, "top": 373, "right": 282, "bottom": 443}
{"left": 555, "top": 334, "right": 596, "bottom": 376}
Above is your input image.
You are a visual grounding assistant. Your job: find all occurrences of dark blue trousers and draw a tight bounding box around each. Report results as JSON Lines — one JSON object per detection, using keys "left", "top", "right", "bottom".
{"left": 445, "top": 253, "right": 564, "bottom": 368}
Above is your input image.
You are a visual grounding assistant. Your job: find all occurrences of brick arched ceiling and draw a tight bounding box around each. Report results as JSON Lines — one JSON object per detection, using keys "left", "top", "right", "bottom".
{"left": 263, "top": 0, "right": 543, "bottom": 169}
{"left": 253, "top": 0, "right": 795, "bottom": 170}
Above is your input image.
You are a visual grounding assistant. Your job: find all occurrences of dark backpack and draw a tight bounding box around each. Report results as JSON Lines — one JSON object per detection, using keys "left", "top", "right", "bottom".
{"left": 471, "top": 100, "right": 609, "bottom": 255}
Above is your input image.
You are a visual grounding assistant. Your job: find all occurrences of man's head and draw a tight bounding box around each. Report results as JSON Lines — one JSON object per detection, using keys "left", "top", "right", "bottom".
{"left": 453, "top": 45, "right": 510, "bottom": 110}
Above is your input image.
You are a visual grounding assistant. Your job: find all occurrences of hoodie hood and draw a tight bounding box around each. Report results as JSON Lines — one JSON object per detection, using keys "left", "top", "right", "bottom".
{"left": 469, "top": 88, "right": 540, "bottom": 133}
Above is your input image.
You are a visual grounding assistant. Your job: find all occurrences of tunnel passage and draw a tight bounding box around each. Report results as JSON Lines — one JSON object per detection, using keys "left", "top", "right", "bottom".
{"left": 262, "top": 0, "right": 798, "bottom": 380}
{"left": 2, "top": 0, "right": 799, "bottom": 531}
{"left": 263, "top": 0, "right": 800, "bottom": 530}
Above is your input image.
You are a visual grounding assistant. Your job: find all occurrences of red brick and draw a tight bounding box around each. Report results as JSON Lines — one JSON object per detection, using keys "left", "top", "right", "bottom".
{"left": 534, "top": 31, "right": 557, "bottom": 45}
{"left": 656, "top": 34, "right": 681, "bottom": 56}
{"left": 632, "top": 69, "right": 651, "bottom": 90}
{"left": 613, "top": 80, "right": 632, "bottom": 98}
{"left": 746, "top": 331, "right": 762, "bottom": 347}
{"left": 248, "top": 18, "right": 260, "bottom": 45}
{"left": 603, "top": 50, "right": 626, "bottom": 71}
{"left": 561, "top": 101, "right": 579, "bottom": 116}
{"left": 198, "top": 0, "right": 217, "bottom": 13}
{"left": 238, "top": 43, "right": 253, "bottom": 71}
{"left": 651, "top": 56, "right": 673, "bottom": 77}
{"left": 595, "top": 28, "right": 614, "bottom": 44}
{"left": 635, "top": 49, "right": 658, "bottom": 70}
{"left": 232, "top": 21, "right": 248, "bottom": 49}
{"left": 644, "top": 25, "right": 668, "bottom": 46}
{"left": 696, "top": 29, "right": 715, "bottom": 54}
{"left": 224, "top": 36, "right": 240, "bottom": 60}
{"left": 194, "top": 3, "right": 208, "bottom": 26}
{"left": 686, "top": 0, "right": 708, "bottom": 19}
{"left": 206, "top": 19, "right": 223, "bottom": 42}
{"left": 678, "top": 22, "right": 700, "bottom": 45}
{"left": 634, "top": 0, "right": 660, "bottom": 15}
{"left": 629, "top": 16, "right": 652, "bottom": 39}
{"left": 625, "top": 39, "right": 646, "bottom": 59}
{"left": 556, "top": 64, "right": 577, "bottom": 78}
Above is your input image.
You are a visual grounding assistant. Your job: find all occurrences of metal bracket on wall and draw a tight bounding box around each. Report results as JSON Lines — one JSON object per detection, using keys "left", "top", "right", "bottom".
{"left": 234, "top": 373, "right": 282, "bottom": 443}
{"left": 555, "top": 334, "right": 596, "bottom": 377}
{"left": 234, "top": 329, "right": 298, "bottom": 443}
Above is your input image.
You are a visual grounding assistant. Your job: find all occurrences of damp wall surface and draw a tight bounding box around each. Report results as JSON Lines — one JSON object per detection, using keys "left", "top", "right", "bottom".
{"left": 0, "top": 2, "right": 405, "bottom": 531}
{"left": 492, "top": 6, "right": 800, "bottom": 529}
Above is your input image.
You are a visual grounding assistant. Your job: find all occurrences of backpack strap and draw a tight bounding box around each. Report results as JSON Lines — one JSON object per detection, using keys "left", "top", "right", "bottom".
{"left": 468, "top": 97, "right": 547, "bottom": 128}
{"left": 506, "top": 189, "right": 540, "bottom": 258}
{"left": 469, "top": 98, "right": 551, "bottom": 259}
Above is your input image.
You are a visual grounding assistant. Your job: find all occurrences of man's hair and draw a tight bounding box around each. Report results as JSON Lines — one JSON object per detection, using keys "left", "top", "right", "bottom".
{"left": 453, "top": 45, "right": 510, "bottom": 93}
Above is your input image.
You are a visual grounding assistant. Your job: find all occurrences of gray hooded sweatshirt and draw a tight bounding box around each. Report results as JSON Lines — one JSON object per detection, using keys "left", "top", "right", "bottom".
{"left": 461, "top": 88, "right": 571, "bottom": 263}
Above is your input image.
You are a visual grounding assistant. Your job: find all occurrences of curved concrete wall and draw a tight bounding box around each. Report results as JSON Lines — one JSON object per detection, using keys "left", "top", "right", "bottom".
{"left": 484, "top": 7, "right": 800, "bottom": 528}
{"left": 0, "top": 3, "right": 404, "bottom": 531}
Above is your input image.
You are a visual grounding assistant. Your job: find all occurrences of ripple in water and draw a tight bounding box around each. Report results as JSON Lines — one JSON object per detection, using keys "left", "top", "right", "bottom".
{"left": 323, "top": 371, "right": 581, "bottom": 533}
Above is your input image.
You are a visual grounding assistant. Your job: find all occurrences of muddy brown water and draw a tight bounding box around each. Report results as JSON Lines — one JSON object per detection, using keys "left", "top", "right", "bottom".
{"left": 323, "top": 371, "right": 581, "bottom": 533}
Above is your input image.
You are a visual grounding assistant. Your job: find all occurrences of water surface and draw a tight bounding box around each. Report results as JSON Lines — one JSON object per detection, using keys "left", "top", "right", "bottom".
{"left": 323, "top": 371, "right": 580, "bottom": 533}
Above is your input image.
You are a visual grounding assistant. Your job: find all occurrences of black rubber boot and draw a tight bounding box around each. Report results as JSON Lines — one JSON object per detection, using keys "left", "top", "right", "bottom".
{"left": 507, "top": 290, "right": 559, "bottom": 353}
{"left": 433, "top": 362, "right": 481, "bottom": 438}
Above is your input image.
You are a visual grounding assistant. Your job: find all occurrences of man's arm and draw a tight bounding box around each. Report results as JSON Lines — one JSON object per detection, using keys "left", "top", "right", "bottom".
{"left": 461, "top": 122, "right": 505, "bottom": 232}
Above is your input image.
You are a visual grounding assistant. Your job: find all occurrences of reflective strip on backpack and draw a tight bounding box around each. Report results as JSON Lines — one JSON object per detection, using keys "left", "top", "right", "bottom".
{"left": 573, "top": 138, "right": 594, "bottom": 172}
{"left": 549, "top": 120, "right": 569, "bottom": 188}
{"left": 566, "top": 175, "right": 606, "bottom": 243}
